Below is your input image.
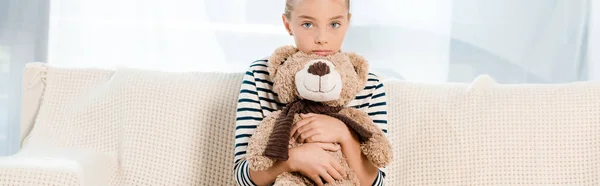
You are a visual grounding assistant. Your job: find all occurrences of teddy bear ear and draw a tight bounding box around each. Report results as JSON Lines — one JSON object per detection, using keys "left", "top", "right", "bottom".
{"left": 346, "top": 52, "right": 369, "bottom": 81}
{"left": 267, "top": 45, "right": 298, "bottom": 76}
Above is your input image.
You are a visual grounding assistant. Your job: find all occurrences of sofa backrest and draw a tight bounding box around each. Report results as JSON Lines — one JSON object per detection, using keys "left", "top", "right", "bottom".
{"left": 21, "top": 63, "right": 600, "bottom": 185}
{"left": 385, "top": 75, "right": 600, "bottom": 185}
{"left": 21, "top": 63, "right": 243, "bottom": 185}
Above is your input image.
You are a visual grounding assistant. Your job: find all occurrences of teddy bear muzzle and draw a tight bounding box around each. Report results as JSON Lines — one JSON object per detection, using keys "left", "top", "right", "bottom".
{"left": 295, "top": 59, "right": 343, "bottom": 102}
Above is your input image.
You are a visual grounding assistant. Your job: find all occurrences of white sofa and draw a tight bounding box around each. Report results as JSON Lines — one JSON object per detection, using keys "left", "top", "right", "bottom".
{"left": 1, "top": 62, "right": 599, "bottom": 185}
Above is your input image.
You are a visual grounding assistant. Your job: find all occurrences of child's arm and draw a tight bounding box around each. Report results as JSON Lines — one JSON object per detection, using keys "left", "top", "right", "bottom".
{"left": 339, "top": 74, "right": 389, "bottom": 186}
{"left": 365, "top": 75, "right": 389, "bottom": 185}
{"left": 339, "top": 134, "right": 381, "bottom": 185}
{"left": 233, "top": 60, "right": 279, "bottom": 186}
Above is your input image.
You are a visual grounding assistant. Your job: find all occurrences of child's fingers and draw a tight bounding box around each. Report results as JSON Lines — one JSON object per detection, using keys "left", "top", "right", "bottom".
{"left": 331, "top": 159, "right": 347, "bottom": 178}
{"left": 300, "top": 113, "right": 317, "bottom": 118}
{"left": 309, "top": 174, "right": 324, "bottom": 186}
{"left": 293, "top": 123, "right": 315, "bottom": 140}
{"left": 326, "top": 165, "right": 344, "bottom": 181}
{"left": 317, "top": 143, "right": 340, "bottom": 151}
{"left": 290, "top": 117, "right": 315, "bottom": 137}
{"left": 297, "top": 129, "right": 320, "bottom": 143}
{"left": 319, "top": 170, "right": 336, "bottom": 184}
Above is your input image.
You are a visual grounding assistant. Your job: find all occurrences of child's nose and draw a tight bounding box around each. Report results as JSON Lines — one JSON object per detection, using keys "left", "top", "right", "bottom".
{"left": 315, "top": 30, "right": 328, "bottom": 45}
{"left": 315, "top": 38, "right": 328, "bottom": 45}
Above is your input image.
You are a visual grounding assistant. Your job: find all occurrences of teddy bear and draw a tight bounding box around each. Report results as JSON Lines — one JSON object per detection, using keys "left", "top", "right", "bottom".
{"left": 246, "top": 45, "right": 393, "bottom": 186}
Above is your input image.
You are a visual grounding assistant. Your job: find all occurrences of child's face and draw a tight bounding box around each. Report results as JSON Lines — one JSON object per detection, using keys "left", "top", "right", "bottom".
{"left": 283, "top": 0, "right": 351, "bottom": 56}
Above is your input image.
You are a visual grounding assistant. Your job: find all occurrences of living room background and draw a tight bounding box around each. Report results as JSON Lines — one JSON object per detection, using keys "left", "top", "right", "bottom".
{"left": 1, "top": 0, "right": 599, "bottom": 155}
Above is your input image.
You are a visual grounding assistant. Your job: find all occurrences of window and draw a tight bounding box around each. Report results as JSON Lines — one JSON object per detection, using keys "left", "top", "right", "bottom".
{"left": 48, "top": 0, "right": 591, "bottom": 83}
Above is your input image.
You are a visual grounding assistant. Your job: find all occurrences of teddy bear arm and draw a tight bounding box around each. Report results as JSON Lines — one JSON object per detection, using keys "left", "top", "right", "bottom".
{"left": 340, "top": 107, "right": 393, "bottom": 168}
{"left": 247, "top": 110, "right": 281, "bottom": 171}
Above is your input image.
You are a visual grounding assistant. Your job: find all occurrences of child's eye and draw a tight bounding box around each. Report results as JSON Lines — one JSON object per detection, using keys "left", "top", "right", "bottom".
{"left": 302, "top": 22, "right": 313, "bottom": 28}
{"left": 330, "top": 22, "right": 341, "bottom": 28}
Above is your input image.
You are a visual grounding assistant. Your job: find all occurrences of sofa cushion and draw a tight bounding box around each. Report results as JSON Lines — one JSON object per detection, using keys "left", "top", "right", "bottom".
{"left": 0, "top": 147, "right": 117, "bottom": 186}
{"left": 25, "top": 66, "right": 243, "bottom": 185}
{"left": 384, "top": 75, "right": 600, "bottom": 185}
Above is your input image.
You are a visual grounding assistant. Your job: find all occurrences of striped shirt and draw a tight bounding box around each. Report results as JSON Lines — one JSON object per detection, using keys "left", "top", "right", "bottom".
{"left": 233, "top": 59, "right": 388, "bottom": 186}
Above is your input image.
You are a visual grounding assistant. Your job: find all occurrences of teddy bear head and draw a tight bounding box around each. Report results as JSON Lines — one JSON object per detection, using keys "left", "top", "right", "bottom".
{"left": 267, "top": 45, "right": 369, "bottom": 107}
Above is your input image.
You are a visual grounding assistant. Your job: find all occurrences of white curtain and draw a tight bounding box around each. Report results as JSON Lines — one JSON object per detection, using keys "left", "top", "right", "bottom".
{"left": 590, "top": 0, "right": 600, "bottom": 80}
{"left": 449, "top": 0, "right": 589, "bottom": 83}
{"left": 1, "top": 0, "right": 597, "bottom": 155}
{"left": 0, "top": 0, "right": 49, "bottom": 156}
{"left": 348, "top": 0, "right": 589, "bottom": 83}
{"left": 48, "top": 0, "right": 292, "bottom": 72}
{"left": 47, "top": 0, "right": 592, "bottom": 83}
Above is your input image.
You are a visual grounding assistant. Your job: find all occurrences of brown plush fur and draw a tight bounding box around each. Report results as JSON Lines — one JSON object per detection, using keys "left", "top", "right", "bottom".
{"left": 247, "top": 111, "right": 281, "bottom": 171}
{"left": 267, "top": 45, "right": 369, "bottom": 107}
{"left": 247, "top": 45, "right": 392, "bottom": 186}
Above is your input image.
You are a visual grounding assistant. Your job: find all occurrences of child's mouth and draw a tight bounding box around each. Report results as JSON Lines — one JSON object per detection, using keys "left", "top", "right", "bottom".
{"left": 312, "top": 50, "right": 332, "bottom": 56}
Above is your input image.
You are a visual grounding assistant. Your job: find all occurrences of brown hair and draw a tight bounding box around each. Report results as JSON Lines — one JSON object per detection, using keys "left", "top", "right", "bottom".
{"left": 284, "top": 0, "right": 350, "bottom": 19}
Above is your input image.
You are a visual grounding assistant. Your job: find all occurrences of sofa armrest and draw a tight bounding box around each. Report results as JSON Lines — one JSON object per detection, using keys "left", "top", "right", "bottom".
{"left": 0, "top": 148, "right": 117, "bottom": 186}
{"left": 21, "top": 62, "right": 48, "bottom": 146}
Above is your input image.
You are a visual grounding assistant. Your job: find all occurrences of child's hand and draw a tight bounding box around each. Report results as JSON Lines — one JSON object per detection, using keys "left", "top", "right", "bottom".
{"left": 290, "top": 113, "right": 353, "bottom": 144}
{"left": 286, "top": 143, "right": 346, "bottom": 185}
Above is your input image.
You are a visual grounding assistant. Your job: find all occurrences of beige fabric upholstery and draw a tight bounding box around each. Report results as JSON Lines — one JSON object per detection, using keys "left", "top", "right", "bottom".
{"left": 20, "top": 62, "right": 47, "bottom": 145}
{"left": 8, "top": 63, "right": 600, "bottom": 185}
{"left": 9, "top": 64, "right": 243, "bottom": 185}
{"left": 0, "top": 147, "right": 117, "bottom": 186}
{"left": 385, "top": 75, "right": 600, "bottom": 185}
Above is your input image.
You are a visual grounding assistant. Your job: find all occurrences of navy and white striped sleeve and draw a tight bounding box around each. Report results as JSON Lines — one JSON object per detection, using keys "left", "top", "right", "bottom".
{"left": 233, "top": 63, "right": 266, "bottom": 186}
{"left": 371, "top": 170, "right": 386, "bottom": 186}
{"left": 367, "top": 74, "right": 388, "bottom": 186}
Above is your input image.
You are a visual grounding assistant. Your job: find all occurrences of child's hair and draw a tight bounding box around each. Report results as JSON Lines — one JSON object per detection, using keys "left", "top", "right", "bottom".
{"left": 284, "top": 0, "right": 350, "bottom": 19}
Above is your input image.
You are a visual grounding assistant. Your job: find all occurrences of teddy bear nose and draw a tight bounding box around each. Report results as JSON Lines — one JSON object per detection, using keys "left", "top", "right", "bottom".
{"left": 307, "top": 61, "right": 330, "bottom": 77}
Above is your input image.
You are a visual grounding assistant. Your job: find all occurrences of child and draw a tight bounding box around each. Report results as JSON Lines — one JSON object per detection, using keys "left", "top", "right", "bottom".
{"left": 233, "top": 0, "right": 388, "bottom": 185}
